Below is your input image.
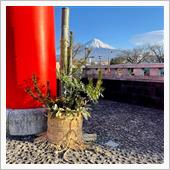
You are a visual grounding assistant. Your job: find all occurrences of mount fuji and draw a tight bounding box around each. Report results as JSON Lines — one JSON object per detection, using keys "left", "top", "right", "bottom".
{"left": 82, "top": 38, "right": 122, "bottom": 62}
{"left": 57, "top": 38, "right": 122, "bottom": 62}
{"left": 74, "top": 38, "right": 123, "bottom": 63}
{"left": 84, "top": 38, "right": 114, "bottom": 49}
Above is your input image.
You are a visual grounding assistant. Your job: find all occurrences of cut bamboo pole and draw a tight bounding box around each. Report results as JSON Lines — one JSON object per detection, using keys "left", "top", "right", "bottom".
{"left": 67, "top": 31, "right": 73, "bottom": 75}
{"left": 59, "top": 8, "right": 70, "bottom": 96}
{"left": 60, "top": 7, "right": 70, "bottom": 74}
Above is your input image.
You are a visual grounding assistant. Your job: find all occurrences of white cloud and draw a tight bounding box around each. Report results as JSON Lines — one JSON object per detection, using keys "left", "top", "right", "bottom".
{"left": 131, "top": 30, "right": 164, "bottom": 46}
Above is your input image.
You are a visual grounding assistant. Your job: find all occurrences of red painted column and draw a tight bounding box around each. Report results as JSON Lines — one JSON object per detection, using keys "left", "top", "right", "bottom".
{"left": 6, "top": 6, "right": 56, "bottom": 108}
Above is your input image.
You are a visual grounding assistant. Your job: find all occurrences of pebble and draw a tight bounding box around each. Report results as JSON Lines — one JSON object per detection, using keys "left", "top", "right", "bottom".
{"left": 6, "top": 100, "right": 164, "bottom": 164}
{"left": 6, "top": 139, "right": 163, "bottom": 164}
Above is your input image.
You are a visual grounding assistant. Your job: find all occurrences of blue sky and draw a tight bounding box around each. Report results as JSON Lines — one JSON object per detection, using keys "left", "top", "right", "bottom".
{"left": 54, "top": 6, "right": 164, "bottom": 49}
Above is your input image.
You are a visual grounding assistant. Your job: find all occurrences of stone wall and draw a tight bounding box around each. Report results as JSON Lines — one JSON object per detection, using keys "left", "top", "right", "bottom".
{"left": 82, "top": 79, "right": 164, "bottom": 110}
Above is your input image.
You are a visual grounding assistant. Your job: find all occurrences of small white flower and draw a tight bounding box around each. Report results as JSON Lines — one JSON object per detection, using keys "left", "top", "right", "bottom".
{"left": 52, "top": 104, "right": 58, "bottom": 111}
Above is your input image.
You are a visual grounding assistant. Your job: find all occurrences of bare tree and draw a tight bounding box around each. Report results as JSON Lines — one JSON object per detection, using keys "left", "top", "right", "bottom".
{"left": 72, "top": 43, "right": 93, "bottom": 60}
{"left": 147, "top": 44, "right": 164, "bottom": 63}
{"left": 111, "top": 44, "right": 164, "bottom": 64}
{"left": 72, "top": 43, "right": 84, "bottom": 59}
{"left": 116, "top": 47, "right": 150, "bottom": 64}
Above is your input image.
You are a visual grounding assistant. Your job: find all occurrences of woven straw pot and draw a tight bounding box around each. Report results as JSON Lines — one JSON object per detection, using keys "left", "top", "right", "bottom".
{"left": 47, "top": 113, "right": 83, "bottom": 146}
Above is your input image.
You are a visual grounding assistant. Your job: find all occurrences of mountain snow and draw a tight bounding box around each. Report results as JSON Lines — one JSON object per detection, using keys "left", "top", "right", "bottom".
{"left": 84, "top": 38, "right": 115, "bottom": 49}
{"left": 79, "top": 38, "right": 122, "bottom": 62}
{"left": 57, "top": 38, "right": 122, "bottom": 62}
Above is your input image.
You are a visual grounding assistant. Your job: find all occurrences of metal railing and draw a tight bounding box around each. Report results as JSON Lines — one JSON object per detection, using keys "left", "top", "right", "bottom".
{"left": 83, "top": 63, "right": 164, "bottom": 83}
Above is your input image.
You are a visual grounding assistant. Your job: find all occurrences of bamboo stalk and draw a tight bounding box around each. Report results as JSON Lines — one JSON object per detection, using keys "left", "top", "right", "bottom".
{"left": 60, "top": 7, "right": 70, "bottom": 74}
{"left": 59, "top": 8, "right": 70, "bottom": 96}
{"left": 67, "top": 31, "right": 73, "bottom": 75}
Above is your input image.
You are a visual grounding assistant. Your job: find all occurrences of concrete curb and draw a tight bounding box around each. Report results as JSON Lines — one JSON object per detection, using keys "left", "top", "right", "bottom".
{"left": 6, "top": 108, "right": 47, "bottom": 136}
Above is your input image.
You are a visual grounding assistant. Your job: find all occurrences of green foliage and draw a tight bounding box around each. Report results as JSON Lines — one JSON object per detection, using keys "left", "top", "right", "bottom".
{"left": 86, "top": 70, "right": 103, "bottom": 102}
{"left": 56, "top": 67, "right": 103, "bottom": 120}
{"left": 25, "top": 31, "right": 103, "bottom": 120}
{"left": 25, "top": 69, "right": 103, "bottom": 120}
{"left": 110, "top": 56, "right": 126, "bottom": 65}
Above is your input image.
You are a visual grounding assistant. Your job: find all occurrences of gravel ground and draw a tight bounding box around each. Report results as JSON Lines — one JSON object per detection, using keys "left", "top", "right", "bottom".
{"left": 6, "top": 100, "right": 164, "bottom": 164}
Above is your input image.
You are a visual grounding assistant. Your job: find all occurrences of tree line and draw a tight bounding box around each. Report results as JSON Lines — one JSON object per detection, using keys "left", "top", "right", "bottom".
{"left": 110, "top": 44, "right": 164, "bottom": 65}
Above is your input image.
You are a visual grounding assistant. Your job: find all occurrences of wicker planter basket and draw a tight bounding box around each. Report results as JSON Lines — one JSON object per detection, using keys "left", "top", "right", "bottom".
{"left": 47, "top": 113, "right": 83, "bottom": 147}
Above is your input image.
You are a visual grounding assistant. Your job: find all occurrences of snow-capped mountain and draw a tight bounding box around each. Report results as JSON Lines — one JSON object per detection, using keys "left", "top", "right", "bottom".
{"left": 78, "top": 38, "right": 122, "bottom": 62}
{"left": 84, "top": 38, "right": 115, "bottom": 49}
{"left": 57, "top": 38, "right": 122, "bottom": 62}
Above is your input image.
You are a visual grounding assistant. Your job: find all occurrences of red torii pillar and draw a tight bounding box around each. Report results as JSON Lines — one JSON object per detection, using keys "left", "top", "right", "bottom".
{"left": 6, "top": 6, "right": 56, "bottom": 135}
